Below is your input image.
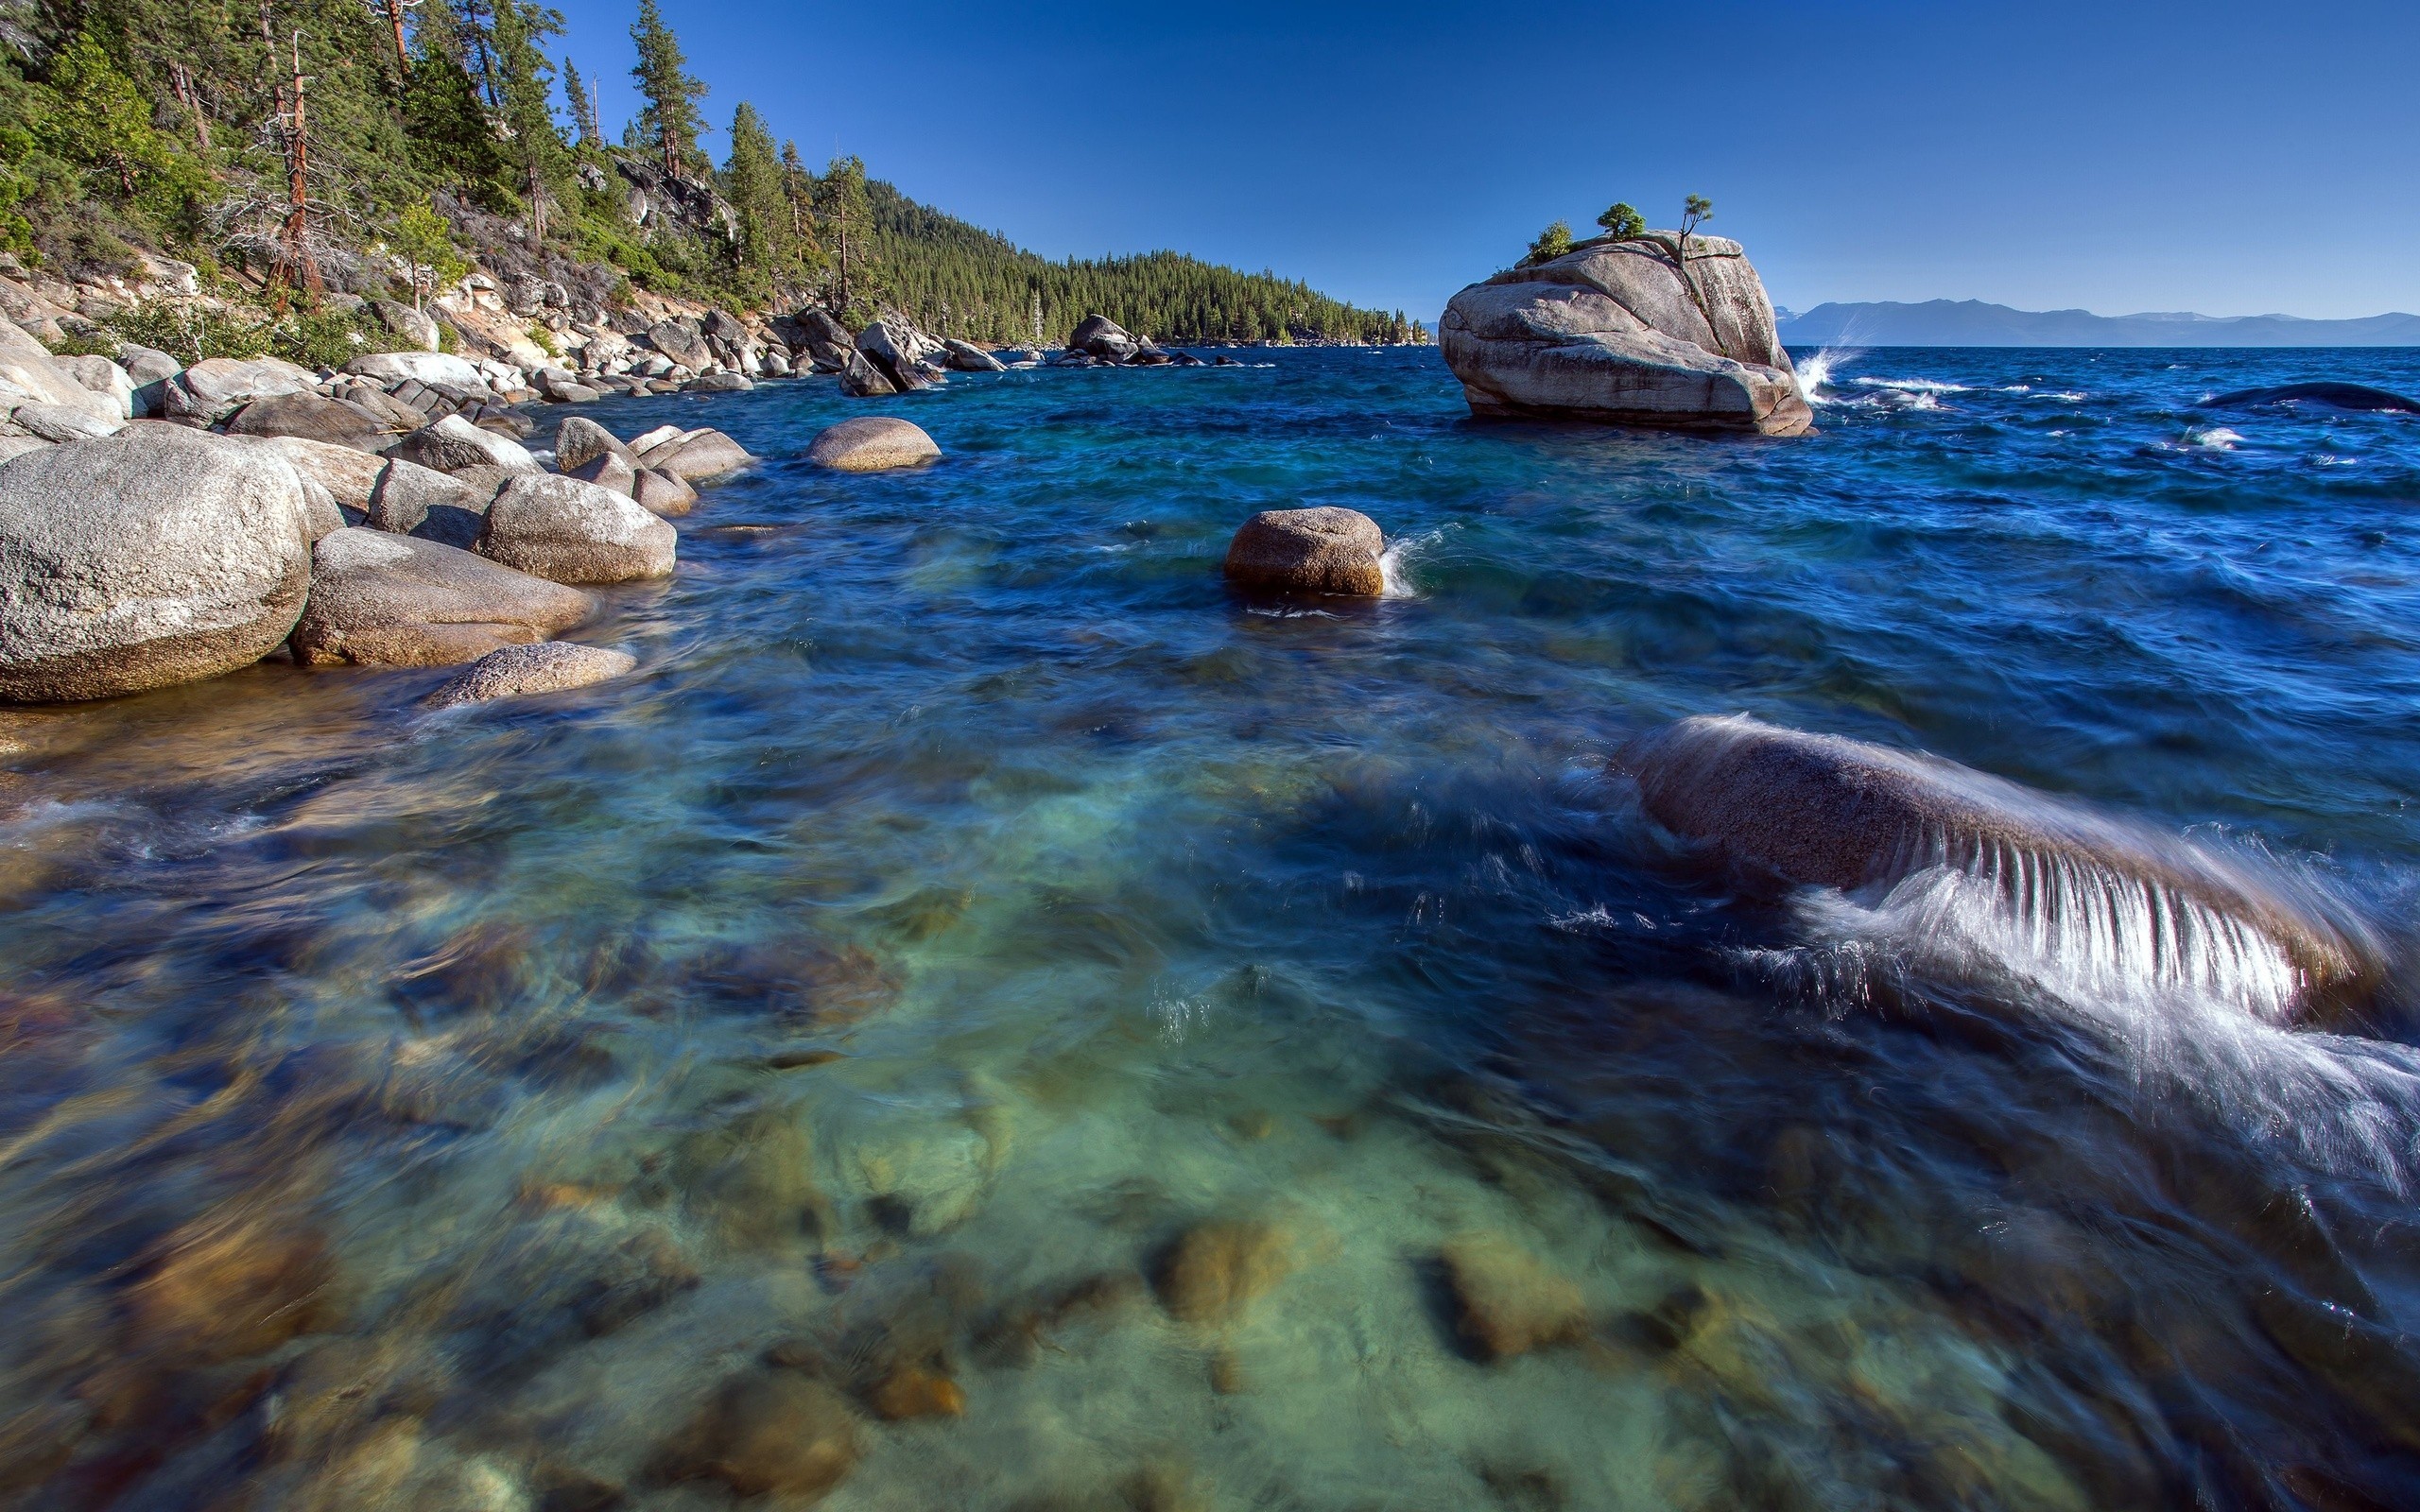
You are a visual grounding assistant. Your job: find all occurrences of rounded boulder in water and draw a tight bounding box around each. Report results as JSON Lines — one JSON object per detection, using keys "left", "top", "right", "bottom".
{"left": 290, "top": 528, "right": 596, "bottom": 668}
{"left": 477, "top": 472, "right": 676, "bottom": 585}
{"left": 807, "top": 417, "right": 942, "bottom": 473}
{"left": 422, "top": 641, "right": 636, "bottom": 708}
{"left": 0, "top": 427, "right": 320, "bottom": 701}
{"left": 1619, "top": 714, "right": 2382, "bottom": 1022}
{"left": 1223, "top": 507, "right": 1386, "bottom": 596}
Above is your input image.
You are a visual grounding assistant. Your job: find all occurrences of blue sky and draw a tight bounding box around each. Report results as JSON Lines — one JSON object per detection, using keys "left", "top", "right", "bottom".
{"left": 547, "top": 0, "right": 2420, "bottom": 322}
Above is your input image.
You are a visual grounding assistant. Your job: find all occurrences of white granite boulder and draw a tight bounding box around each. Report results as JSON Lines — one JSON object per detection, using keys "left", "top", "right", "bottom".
{"left": 290, "top": 527, "right": 596, "bottom": 667}
{"left": 0, "top": 428, "right": 320, "bottom": 700}
{"left": 477, "top": 472, "right": 676, "bottom": 584}
{"left": 1440, "top": 233, "right": 1810, "bottom": 436}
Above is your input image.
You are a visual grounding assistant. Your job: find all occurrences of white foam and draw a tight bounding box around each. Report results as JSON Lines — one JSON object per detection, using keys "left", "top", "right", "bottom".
{"left": 1853, "top": 376, "right": 1972, "bottom": 394}
{"left": 1377, "top": 526, "right": 1448, "bottom": 598}
{"left": 2186, "top": 427, "right": 2244, "bottom": 452}
{"left": 1755, "top": 859, "right": 2420, "bottom": 1189}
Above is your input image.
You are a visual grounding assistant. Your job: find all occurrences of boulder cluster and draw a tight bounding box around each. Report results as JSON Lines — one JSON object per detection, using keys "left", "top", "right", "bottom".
{"left": 0, "top": 324, "right": 756, "bottom": 706}
{"left": 1049, "top": 316, "right": 1207, "bottom": 369}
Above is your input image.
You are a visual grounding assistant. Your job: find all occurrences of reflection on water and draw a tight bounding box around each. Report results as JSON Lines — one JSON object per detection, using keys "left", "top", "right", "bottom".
{"left": 5, "top": 347, "right": 2420, "bottom": 1508}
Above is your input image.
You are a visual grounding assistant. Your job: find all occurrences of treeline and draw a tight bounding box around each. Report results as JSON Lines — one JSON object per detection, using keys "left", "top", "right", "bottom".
{"left": 864, "top": 180, "right": 1423, "bottom": 346}
{"left": 0, "top": 1, "right": 1423, "bottom": 345}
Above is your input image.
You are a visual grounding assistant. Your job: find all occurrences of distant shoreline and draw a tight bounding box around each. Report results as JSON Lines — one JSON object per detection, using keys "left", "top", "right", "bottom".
{"left": 1778, "top": 299, "right": 2420, "bottom": 349}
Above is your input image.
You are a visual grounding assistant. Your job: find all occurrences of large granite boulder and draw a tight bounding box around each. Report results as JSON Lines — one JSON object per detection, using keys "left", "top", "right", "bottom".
{"left": 1223, "top": 507, "right": 1387, "bottom": 595}
{"left": 786, "top": 307, "right": 856, "bottom": 370}
{"left": 632, "top": 425, "right": 752, "bottom": 481}
{"left": 8, "top": 402, "right": 123, "bottom": 443}
{"left": 228, "top": 434, "right": 388, "bottom": 521}
{"left": 856, "top": 318, "right": 942, "bottom": 392}
{"left": 477, "top": 472, "right": 677, "bottom": 584}
{"left": 225, "top": 390, "right": 398, "bottom": 451}
{"left": 646, "top": 318, "right": 711, "bottom": 371}
{"left": 941, "top": 339, "right": 1006, "bottom": 373}
{"left": 837, "top": 350, "right": 897, "bottom": 398}
{"left": 807, "top": 417, "right": 941, "bottom": 472}
{"left": 1441, "top": 234, "right": 1810, "bottom": 436}
{"left": 346, "top": 352, "right": 486, "bottom": 387}
{"left": 386, "top": 414, "right": 542, "bottom": 476}
{"left": 1068, "top": 315, "right": 1140, "bottom": 363}
{"left": 1619, "top": 715, "right": 2382, "bottom": 1022}
{"left": 159, "top": 356, "right": 320, "bottom": 426}
{"left": 366, "top": 457, "right": 495, "bottom": 549}
{"left": 424, "top": 641, "right": 637, "bottom": 709}
{"left": 0, "top": 320, "right": 122, "bottom": 423}
{"left": 290, "top": 527, "right": 595, "bottom": 666}
{"left": 62, "top": 354, "right": 139, "bottom": 418}
{"left": 554, "top": 416, "right": 634, "bottom": 473}
{"left": 0, "top": 428, "right": 319, "bottom": 700}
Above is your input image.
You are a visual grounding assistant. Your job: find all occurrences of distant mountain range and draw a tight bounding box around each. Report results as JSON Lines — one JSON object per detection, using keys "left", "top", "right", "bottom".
{"left": 1773, "top": 300, "right": 2420, "bottom": 348}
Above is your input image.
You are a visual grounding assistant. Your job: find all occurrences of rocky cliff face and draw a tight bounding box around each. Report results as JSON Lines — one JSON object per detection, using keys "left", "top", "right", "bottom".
{"left": 1441, "top": 234, "right": 1810, "bottom": 436}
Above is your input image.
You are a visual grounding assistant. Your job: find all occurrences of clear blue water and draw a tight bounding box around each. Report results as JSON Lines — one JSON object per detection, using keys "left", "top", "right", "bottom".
{"left": 5, "top": 345, "right": 2420, "bottom": 1508}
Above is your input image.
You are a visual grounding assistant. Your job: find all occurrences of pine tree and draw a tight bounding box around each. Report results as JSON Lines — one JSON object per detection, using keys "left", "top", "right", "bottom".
{"left": 38, "top": 30, "right": 168, "bottom": 198}
{"left": 629, "top": 0, "right": 705, "bottom": 180}
{"left": 489, "top": 0, "right": 565, "bottom": 238}
{"left": 562, "top": 57, "right": 600, "bottom": 146}
{"left": 404, "top": 13, "right": 512, "bottom": 210}
{"left": 719, "top": 101, "right": 782, "bottom": 296}
{"left": 814, "top": 153, "right": 875, "bottom": 318}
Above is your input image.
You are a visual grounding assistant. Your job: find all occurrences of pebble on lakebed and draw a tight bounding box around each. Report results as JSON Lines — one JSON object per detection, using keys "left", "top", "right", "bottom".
{"left": 807, "top": 416, "right": 942, "bottom": 472}
{"left": 1151, "top": 1217, "right": 1294, "bottom": 1325}
{"left": 1438, "top": 1232, "right": 1590, "bottom": 1361}
{"left": 658, "top": 1370, "right": 861, "bottom": 1499}
{"left": 1222, "top": 506, "right": 1387, "bottom": 595}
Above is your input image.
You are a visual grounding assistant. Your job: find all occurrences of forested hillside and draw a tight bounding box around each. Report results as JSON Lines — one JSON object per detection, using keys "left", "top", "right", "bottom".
{"left": 0, "top": 0, "right": 1422, "bottom": 349}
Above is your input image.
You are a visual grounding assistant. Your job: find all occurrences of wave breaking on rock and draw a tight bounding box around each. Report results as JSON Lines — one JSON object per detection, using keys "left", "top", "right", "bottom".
{"left": 1619, "top": 714, "right": 2383, "bottom": 1025}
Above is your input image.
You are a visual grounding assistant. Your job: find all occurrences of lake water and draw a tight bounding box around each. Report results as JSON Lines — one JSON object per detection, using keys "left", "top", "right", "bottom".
{"left": 5, "top": 345, "right": 2420, "bottom": 1509}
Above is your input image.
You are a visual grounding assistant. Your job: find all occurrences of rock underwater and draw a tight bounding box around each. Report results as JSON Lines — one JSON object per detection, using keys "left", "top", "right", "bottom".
{"left": 1442, "top": 233, "right": 1811, "bottom": 436}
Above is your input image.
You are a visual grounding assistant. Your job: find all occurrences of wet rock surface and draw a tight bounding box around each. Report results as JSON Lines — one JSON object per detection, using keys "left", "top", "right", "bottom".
{"left": 423, "top": 640, "right": 636, "bottom": 707}
{"left": 1222, "top": 507, "right": 1387, "bottom": 595}
{"left": 808, "top": 416, "right": 942, "bottom": 472}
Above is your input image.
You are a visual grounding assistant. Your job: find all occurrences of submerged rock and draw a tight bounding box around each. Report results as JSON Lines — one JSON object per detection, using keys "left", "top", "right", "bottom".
{"left": 2203, "top": 382, "right": 2420, "bottom": 414}
{"left": 866, "top": 1365, "right": 965, "bottom": 1421}
{"left": 290, "top": 528, "right": 596, "bottom": 667}
{"left": 0, "top": 428, "right": 319, "bottom": 701}
{"left": 1223, "top": 507, "right": 1386, "bottom": 595}
{"left": 660, "top": 1371, "right": 860, "bottom": 1501}
{"left": 1439, "top": 1234, "right": 1589, "bottom": 1360}
{"left": 1620, "top": 714, "right": 2382, "bottom": 1022}
{"left": 124, "top": 1215, "right": 336, "bottom": 1364}
{"left": 807, "top": 417, "right": 941, "bottom": 472}
{"left": 423, "top": 642, "right": 636, "bottom": 708}
{"left": 1152, "top": 1218, "right": 1292, "bottom": 1325}
{"left": 477, "top": 472, "right": 677, "bottom": 584}
{"left": 1442, "top": 234, "right": 1810, "bottom": 435}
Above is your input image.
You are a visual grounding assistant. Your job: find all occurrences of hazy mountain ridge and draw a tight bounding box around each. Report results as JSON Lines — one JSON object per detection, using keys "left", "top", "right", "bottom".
{"left": 1778, "top": 299, "right": 2420, "bottom": 348}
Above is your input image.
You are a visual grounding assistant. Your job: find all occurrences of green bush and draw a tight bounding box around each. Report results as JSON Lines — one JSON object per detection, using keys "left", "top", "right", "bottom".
{"left": 68, "top": 300, "right": 415, "bottom": 370}
{"left": 1523, "top": 220, "right": 1574, "bottom": 266}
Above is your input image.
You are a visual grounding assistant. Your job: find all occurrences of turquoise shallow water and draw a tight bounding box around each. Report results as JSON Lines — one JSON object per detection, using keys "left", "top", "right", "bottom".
{"left": 7, "top": 346, "right": 2420, "bottom": 1508}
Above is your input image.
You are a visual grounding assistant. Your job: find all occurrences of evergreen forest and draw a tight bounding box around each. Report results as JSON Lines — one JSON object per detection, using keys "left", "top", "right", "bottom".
{"left": 0, "top": 0, "right": 1425, "bottom": 346}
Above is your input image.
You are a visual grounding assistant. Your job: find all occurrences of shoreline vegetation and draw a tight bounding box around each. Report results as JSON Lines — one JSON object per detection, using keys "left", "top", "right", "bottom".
{"left": 0, "top": 0, "right": 1428, "bottom": 379}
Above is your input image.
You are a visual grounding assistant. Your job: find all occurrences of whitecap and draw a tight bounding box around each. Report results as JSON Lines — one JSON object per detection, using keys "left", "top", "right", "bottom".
{"left": 1853, "top": 376, "right": 1972, "bottom": 394}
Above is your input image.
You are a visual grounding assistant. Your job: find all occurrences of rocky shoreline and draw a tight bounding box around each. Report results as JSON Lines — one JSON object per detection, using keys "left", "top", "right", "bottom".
{"left": 0, "top": 287, "right": 1295, "bottom": 708}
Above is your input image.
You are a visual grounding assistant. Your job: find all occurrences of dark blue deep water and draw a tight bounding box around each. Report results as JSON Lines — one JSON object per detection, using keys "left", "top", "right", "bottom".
{"left": 6, "top": 346, "right": 2420, "bottom": 1509}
